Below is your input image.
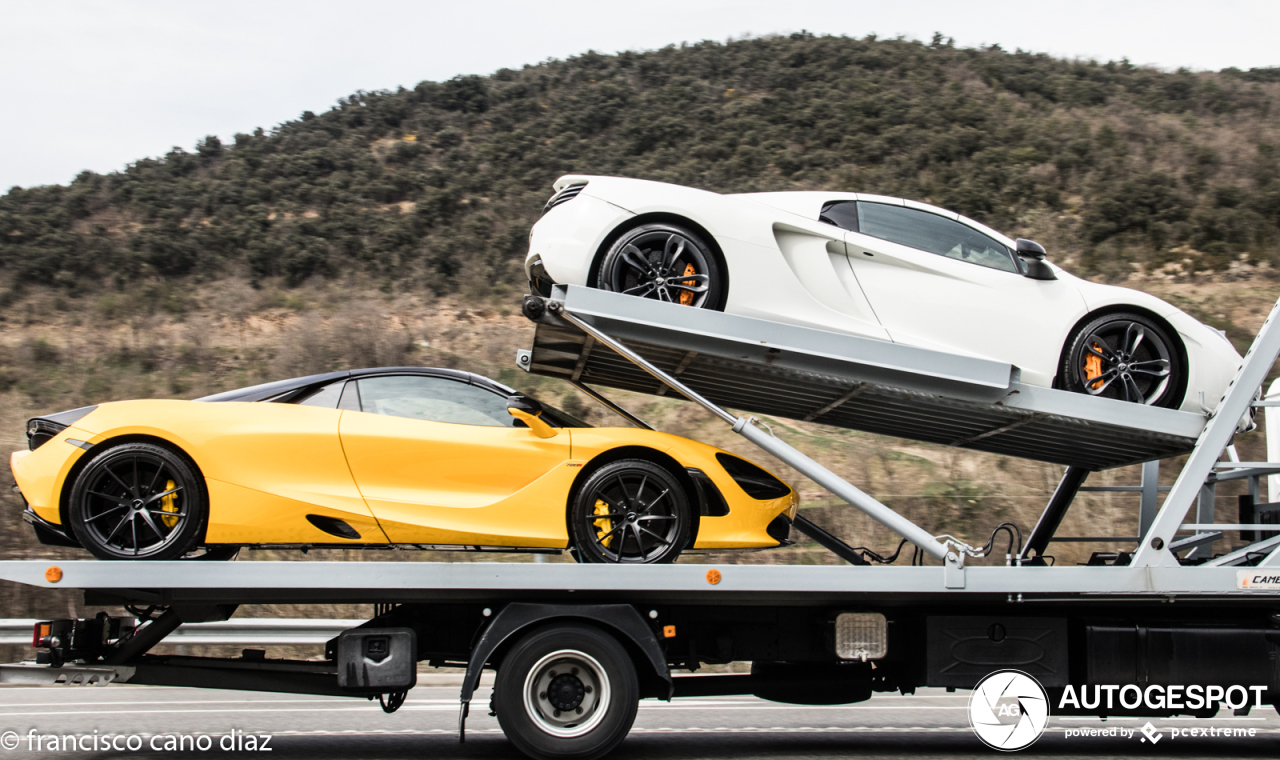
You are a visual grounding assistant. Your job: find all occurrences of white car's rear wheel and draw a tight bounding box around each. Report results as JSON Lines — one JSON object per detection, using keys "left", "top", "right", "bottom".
{"left": 1061, "top": 312, "right": 1183, "bottom": 407}
{"left": 597, "top": 223, "right": 723, "bottom": 309}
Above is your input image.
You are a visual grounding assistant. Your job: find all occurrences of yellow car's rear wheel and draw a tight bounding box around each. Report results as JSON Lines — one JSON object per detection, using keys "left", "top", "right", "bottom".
{"left": 67, "top": 442, "right": 208, "bottom": 561}
{"left": 570, "top": 459, "right": 690, "bottom": 564}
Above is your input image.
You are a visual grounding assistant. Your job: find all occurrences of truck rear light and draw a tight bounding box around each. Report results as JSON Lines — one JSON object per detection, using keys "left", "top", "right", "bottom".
{"left": 836, "top": 612, "right": 887, "bottom": 661}
{"left": 32, "top": 622, "right": 51, "bottom": 648}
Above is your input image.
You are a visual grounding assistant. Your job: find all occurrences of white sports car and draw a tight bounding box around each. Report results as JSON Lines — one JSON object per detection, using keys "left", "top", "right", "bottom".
{"left": 526, "top": 175, "right": 1245, "bottom": 415}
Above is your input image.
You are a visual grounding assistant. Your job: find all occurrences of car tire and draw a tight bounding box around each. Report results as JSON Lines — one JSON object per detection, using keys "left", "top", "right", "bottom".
{"left": 67, "top": 442, "right": 208, "bottom": 561}
{"left": 569, "top": 459, "right": 690, "bottom": 564}
{"left": 493, "top": 623, "right": 639, "bottom": 760}
{"left": 1060, "top": 312, "right": 1184, "bottom": 408}
{"left": 597, "top": 223, "right": 725, "bottom": 309}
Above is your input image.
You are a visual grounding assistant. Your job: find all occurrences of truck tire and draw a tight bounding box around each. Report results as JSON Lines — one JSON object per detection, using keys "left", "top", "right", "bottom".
{"left": 493, "top": 623, "right": 639, "bottom": 760}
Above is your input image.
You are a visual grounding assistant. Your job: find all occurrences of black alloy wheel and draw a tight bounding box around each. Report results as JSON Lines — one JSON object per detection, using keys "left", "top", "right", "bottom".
{"left": 597, "top": 223, "right": 724, "bottom": 309}
{"left": 1061, "top": 312, "right": 1182, "bottom": 407}
{"left": 68, "top": 442, "right": 208, "bottom": 560}
{"left": 493, "top": 623, "right": 639, "bottom": 760}
{"left": 570, "top": 459, "right": 690, "bottom": 564}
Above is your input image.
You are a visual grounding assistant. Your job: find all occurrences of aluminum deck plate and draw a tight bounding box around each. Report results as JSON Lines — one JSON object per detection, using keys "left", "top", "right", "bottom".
{"left": 522, "top": 286, "right": 1207, "bottom": 470}
{"left": 0, "top": 561, "right": 1272, "bottom": 606}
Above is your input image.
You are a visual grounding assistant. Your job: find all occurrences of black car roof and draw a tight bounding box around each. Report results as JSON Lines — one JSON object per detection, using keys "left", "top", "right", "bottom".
{"left": 195, "top": 367, "right": 514, "bottom": 403}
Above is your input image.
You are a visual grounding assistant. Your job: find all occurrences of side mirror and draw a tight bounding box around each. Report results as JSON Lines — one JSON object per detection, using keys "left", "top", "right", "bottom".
{"left": 1015, "top": 238, "right": 1056, "bottom": 281}
{"left": 507, "top": 395, "right": 558, "bottom": 439}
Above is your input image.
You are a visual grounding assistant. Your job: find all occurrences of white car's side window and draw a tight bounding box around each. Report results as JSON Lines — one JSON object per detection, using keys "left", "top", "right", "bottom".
{"left": 856, "top": 202, "right": 1019, "bottom": 273}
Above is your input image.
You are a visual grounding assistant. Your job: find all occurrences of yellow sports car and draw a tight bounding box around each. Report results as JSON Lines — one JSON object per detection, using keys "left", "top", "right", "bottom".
{"left": 12, "top": 367, "right": 797, "bottom": 563}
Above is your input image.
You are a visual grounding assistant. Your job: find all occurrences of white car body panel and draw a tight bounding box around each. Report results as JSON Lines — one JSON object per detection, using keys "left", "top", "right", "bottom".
{"left": 842, "top": 230, "right": 1087, "bottom": 386}
{"left": 527, "top": 175, "right": 1246, "bottom": 415}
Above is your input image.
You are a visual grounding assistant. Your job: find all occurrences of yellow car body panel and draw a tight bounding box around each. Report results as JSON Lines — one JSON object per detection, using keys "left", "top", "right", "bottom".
{"left": 16, "top": 400, "right": 384, "bottom": 545}
{"left": 12, "top": 395, "right": 796, "bottom": 552}
{"left": 10, "top": 426, "right": 94, "bottom": 524}
{"left": 205, "top": 478, "right": 386, "bottom": 545}
{"left": 340, "top": 409, "right": 576, "bottom": 545}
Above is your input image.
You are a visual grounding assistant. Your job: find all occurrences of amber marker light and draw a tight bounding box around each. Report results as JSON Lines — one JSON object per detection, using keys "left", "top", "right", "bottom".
{"left": 45, "top": 566, "right": 63, "bottom": 583}
{"left": 706, "top": 569, "right": 721, "bottom": 585}
{"left": 32, "top": 622, "right": 51, "bottom": 647}
{"left": 663, "top": 625, "right": 677, "bottom": 638}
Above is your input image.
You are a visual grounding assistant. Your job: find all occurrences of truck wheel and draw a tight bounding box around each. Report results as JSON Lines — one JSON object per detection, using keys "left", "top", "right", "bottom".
{"left": 569, "top": 459, "right": 690, "bottom": 564}
{"left": 67, "top": 442, "right": 207, "bottom": 561}
{"left": 494, "top": 623, "right": 638, "bottom": 760}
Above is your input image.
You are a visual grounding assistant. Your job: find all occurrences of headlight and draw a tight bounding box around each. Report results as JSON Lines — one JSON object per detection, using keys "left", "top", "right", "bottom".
{"left": 26, "top": 406, "right": 97, "bottom": 450}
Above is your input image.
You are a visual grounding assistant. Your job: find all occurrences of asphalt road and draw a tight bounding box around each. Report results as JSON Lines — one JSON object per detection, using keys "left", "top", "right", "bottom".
{"left": 1, "top": 684, "right": 1278, "bottom": 759}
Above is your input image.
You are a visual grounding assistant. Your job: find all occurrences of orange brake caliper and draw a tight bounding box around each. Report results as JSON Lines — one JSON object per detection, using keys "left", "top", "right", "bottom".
{"left": 1084, "top": 343, "right": 1104, "bottom": 389}
{"left": 679, "top": 263, "right": 697, "bottom": 306}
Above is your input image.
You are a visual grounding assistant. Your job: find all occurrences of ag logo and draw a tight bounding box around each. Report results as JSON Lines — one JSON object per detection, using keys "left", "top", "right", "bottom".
{"left": 968, "top": 670, "right": 1050, "bottom": 751}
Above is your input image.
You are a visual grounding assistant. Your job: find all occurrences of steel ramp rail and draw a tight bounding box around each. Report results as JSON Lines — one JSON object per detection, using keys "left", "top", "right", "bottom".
{"left": 1132, "top": 293, "right": 1280, "bottom": 567}
{"left": 0, "top": 560, "right": 1277, "bottom": 604}
{"left": 520, "top": 286, "right": 1205, "bottom": 470}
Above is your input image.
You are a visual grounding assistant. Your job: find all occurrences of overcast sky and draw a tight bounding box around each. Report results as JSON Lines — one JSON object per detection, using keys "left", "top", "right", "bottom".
{"left": 2, "top": 0, "right": 1278, "bottom": 191}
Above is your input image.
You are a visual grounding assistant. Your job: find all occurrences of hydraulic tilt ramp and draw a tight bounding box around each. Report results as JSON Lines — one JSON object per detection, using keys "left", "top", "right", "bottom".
{"left": 520, "top": 285, "right": 1280, "bottom": 571}
{"left": 520, "top": 286, "right": 1206, "bottom": 471}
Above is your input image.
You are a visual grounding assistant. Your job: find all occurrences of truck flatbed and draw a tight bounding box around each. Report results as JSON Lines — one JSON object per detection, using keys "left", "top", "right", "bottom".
{"left": 0, "top": 559, "right": 1274, "bottom": 605}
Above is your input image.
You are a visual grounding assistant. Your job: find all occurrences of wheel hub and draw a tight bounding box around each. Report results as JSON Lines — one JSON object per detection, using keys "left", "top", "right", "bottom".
{"left": 546, "top": 673, "right": 585, "bottom": 711}
{"left": 523, "top": 650, "right": 611, "bottom": 738}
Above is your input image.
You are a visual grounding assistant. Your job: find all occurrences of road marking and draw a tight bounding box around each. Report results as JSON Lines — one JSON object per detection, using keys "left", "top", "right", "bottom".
{"left": 0, "top": 701, "right": 967, "bottom": 711}
{"left": 0, "top": 701, "right": 460, "bottom": 711}
{"left": 11, "top": 726, "right": 1280, "bottom": 739}
{"left": 0, "top": 698, "right": 462, "bottom": 708}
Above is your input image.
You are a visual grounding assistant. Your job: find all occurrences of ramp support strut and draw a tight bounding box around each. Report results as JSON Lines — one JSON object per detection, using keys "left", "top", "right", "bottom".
{"left": 553, "top": 304, "right": 950, "bottom": 561}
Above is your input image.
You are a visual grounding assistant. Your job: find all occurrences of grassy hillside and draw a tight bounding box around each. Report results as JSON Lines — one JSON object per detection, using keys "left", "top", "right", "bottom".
{"left": 3, "top": 33, "right": 1280, "bottom": 296}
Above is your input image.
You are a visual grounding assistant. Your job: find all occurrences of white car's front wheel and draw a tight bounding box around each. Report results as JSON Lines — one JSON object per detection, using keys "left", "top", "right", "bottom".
{"left": 1061, "top": 312, "right": 1184, "bottom": 408}
{"left": 597, "top": 223, "right": 724, "bottom": 309}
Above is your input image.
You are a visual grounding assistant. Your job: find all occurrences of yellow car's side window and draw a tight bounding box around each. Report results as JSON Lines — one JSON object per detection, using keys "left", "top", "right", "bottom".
{"left": 354, "top": 376, "right": 514, "bottom": 427}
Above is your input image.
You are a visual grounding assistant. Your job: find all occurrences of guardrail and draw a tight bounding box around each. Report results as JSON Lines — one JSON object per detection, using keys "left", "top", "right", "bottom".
{"left": 0, "top": 619, "right": 361, "bottom": 646}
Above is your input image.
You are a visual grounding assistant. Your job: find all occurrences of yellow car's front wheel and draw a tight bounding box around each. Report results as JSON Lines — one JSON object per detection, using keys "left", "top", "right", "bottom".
{"left": 570, "top": 459, "right": 690, "bottom": 564}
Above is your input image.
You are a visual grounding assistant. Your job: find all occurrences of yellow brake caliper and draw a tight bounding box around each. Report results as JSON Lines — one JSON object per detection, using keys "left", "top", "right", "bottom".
{"left": 593, "top": 499, "right": 614, "bottom": 548}
{"left": 1084, "top": 343, "right": 1104, "bottom": 389}
{"left": 159, "top": 479, "right": 180, "bottom": 528}
{"left": 679, "top": 263, "right": 697, "bottom": 306}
